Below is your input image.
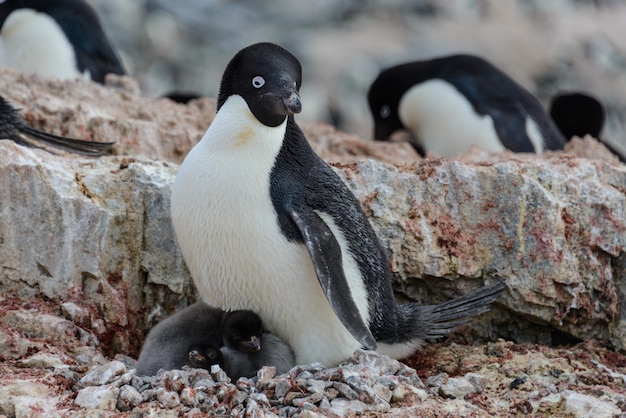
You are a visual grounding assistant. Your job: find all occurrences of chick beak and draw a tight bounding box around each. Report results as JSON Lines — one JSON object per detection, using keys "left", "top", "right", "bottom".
{"left": 247, "top": 336, "right": 261, "bottom": 352}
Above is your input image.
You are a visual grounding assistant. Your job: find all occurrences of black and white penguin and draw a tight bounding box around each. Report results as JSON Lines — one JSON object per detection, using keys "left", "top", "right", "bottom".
{"left": 367, "top": 54, "right": 567, "bottom": 158}
{"left": 221, "top": 333, "right": 296, "bottom": 380}
{"left": 0, "top": 0, "right": 125, "bottom": 83}
{"left": 170, "top": 42, "right": 505, "bottom": 367}
{"left": 0, "top": 94, "right": 113, "bottom": 156}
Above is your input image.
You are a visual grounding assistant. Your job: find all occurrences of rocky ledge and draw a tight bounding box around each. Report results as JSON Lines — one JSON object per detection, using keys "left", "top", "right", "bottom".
{"left": 0, "top": 72, "right": 625, "bottom": 417}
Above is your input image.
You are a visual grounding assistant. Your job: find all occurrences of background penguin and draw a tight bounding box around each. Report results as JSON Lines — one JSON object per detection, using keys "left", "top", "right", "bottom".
{"left": 0, "top": 0, "right": 125, "bottom": 83}
{"left": 0, "top": 94, "right": 113, "bottom": 156}
{"left": 549, "top": 92, "right": 625, "bottom": 162}
{"left": 367, "top": 54, "right": 567, "bottom": 158}
{"left": 170, "top": 42, "right": 505, "bottom": 367}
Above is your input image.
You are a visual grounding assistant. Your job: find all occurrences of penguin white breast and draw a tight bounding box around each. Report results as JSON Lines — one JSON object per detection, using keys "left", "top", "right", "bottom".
{"left": 0, "top": 9, "right": 87, "bottom": 80}
{"left": 398, "top": 79, "right": 505, "bottom": 158}
{"left": 171, "top": 95, "right": 363, "bottom": 366}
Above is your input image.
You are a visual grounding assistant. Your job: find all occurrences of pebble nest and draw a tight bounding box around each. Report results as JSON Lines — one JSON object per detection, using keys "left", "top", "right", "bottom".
{"left": 74, "top": 350, "right": 423, "bottom": 417}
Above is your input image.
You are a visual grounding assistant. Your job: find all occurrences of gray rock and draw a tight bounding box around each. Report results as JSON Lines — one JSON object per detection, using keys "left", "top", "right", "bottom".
{"left": 80, "top": 361, "right": 127, "bottom": 386}
{"left": 156, "top": 388, "right": 180, "bottom": 409}
{"left": 562, "top": 390, "right": 621, "bottom": 418}
{"left": 117, "top": 385, "right": 143, "bottom": 411}
{"left": 439, "top": 376, "right": 476, "bottom": 399}
{"left": 75, "top": 385, "right": 120, "bottom": 410}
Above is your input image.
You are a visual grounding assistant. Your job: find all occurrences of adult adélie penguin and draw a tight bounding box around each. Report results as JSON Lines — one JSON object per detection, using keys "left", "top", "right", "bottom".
{"left": 0, "top": 0, "right": 125, "bottom": 83}
{"left": 171, "top": 43, "right": 505, "bottom": 367}
{"left": 367, "top": 54, "right": 567, "bottom": 158}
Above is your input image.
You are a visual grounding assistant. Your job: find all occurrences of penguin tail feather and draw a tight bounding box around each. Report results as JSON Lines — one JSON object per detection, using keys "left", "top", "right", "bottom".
{"left": 19, "top": 125, "right": 115, "bottom": 156}
{"left": 398, "top": 279, "right": 506, "bottom": 341}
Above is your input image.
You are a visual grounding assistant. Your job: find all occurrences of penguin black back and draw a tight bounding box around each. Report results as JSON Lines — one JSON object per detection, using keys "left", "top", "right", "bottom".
{"left": 0, "top": 0, "right": 125, "bottom": 83}
{"left": 368, "top": 54, "right": 567, "bottom": 156}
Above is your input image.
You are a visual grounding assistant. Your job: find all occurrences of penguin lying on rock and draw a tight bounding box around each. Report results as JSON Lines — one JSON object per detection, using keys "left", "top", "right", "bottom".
{"left": 170, "top": 42, "right": 506, "bottom": 367}
{"left": 367, "top": 54, "right": 567, "bottom": 158}
{"left": 0, "top": 95, "right": 113, "bottom": 156}
{"left": 0, "top": 0, "right": 125, "bottom": 83}
{"left": 135, "top": 302, "right": 295, "bottom": 379}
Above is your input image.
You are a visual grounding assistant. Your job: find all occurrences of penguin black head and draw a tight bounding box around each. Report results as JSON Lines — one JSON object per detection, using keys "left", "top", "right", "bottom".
{"left": 549, "top": 92, "right": 605, "bottom": 140}
{"left": 222, "top": 310, "right": 263, "bottom": 353}
{"left": 0, "top": 0, "right": 125, "bottom": 83}
{"left": 367, "top": 62, "right": 423, "bottom": 142}
{"left": 217, "top": 42, "right": 302, "bottom": 127}
{"left": 187, "top": 343, "right": 224, "bottom": 370}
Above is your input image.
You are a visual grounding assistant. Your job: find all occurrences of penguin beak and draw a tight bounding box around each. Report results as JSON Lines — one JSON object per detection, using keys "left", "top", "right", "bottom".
{"left": 246, "top": 336, "right": 261, "bottom": 352}
{"left": 282, "top": 90, "right": 301, "bottom": 115}
{"left": 373, "top": 123, "right": 392, "bottom": 141}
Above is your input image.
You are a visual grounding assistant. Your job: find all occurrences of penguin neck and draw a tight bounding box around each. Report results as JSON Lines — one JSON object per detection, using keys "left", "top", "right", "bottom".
{"left": 0, "top": 9, "right": 86, "bottom": 80}
{"left": 200, "top": 95, "right": 288, "bottom": 161}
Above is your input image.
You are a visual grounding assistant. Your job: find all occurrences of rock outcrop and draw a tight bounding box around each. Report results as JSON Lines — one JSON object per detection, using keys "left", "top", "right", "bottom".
{"left": 0, "top": 72, "right": 625, "bottom": 416}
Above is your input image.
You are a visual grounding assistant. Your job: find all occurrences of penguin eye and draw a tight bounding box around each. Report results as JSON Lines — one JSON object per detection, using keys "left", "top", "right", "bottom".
{"left": 380, "top": 105, "right": 391, "bottom": 119}
{"left": 252, "top": 76, "right": 265, "bottom": 88}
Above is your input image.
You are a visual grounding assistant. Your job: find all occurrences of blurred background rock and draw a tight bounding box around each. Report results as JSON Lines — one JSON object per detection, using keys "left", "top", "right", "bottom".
{"left": 90, "top": 0, "right": 626, "bottom": 153}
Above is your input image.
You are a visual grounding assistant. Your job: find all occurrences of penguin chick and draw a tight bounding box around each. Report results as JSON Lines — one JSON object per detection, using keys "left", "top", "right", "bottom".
{"left": 187, "top": 343, "right": 223, "bottom": 370}
{"left": 170, "top": 42, "right": 506, "bottom": 367}
{"left": 135, "top": 302, "right": 226, "bottom": 376}
{"left": 0, "top": 0, "right": 125, "bottom": 83}
{"left": 367, "top": 54, "right": 566, "bottom": 158}
{"left": 221, "top": 332, "right": 296, "bottom": 380}
{"left": 222, "top": 309, "right": 263, "bottom": 352}
{"left": 0, "top": 95, "right": 114, "bottom": 156}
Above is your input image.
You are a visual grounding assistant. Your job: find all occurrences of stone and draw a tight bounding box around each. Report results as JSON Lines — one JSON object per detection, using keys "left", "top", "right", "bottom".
{"left": 562, "top": 390, "right": 621, "bottom": 418}
{"left": 75, "top": 385, "right": 120, "bottom": 410}
{"left": 80, "top": 361, "right": 127, "bottom": 386}
{"left": 117, "top": 385, "right": 143, "bottom": 411}
{"left": 17, "top": 353, "right": 67, "bottom": 369}
{"left": 439, "top": 377, "right": 476, "bottom": 399}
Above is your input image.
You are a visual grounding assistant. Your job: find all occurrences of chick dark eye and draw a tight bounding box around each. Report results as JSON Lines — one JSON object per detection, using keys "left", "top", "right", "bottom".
{"left": 252, "top": 76, "right": 265, "bottom": 88}
{"left": 380, "top": 105, "right": 391, "bottom": 119}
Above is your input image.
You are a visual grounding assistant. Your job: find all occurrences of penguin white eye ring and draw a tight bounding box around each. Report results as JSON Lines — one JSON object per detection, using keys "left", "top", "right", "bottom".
{"left": 252, "top": 76, "right": 265, "bottom": 88}
{"left": 380, "top": 104, "right": 391, "bottom": 119}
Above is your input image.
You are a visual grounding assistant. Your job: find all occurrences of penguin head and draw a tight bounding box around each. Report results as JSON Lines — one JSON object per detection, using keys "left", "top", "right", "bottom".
{"left": 187, "top": 343, "right": 224, "bottom": 370}
{"left": 0, "top": 0, "right": 125, "bottom": 83}
{"left": 549, "top": 92, "right": 605, "bottom": 140}
{"left": 217, "top": 42, "right": 302, "bottom": 127}
{"left": 222, "top": 310, "right": 263, "bottom": 353}
{"left": 368, "top": 62, "right": 427, "bottom": 142}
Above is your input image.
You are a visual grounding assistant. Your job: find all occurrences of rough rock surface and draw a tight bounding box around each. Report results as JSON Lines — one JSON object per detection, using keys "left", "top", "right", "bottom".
{"left": 0, "top": 72, "right": 625, "bottom": 416}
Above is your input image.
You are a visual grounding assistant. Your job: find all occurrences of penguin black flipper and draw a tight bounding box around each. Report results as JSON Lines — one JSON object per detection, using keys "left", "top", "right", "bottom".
{"left": 288, "top": 207, "right": 377, "bottom": 350}
{"left": 0, "top": 96, "right": 114, "bottom": 156}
